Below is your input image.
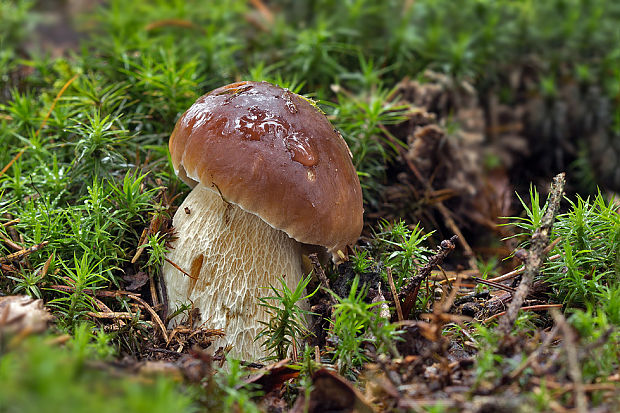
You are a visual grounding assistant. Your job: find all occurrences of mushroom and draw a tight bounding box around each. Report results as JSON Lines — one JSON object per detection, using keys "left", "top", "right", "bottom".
{"left": 162, "top": 81, "right": 363, "bottom": 361}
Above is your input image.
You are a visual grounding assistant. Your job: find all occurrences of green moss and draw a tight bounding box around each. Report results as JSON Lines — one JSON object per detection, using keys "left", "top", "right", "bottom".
{"left": 0, "top": 332, "right": 195, "bottom": 413}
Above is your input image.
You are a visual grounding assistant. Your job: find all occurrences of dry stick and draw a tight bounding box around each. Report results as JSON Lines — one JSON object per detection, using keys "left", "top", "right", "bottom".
{"left": 471, "top": 277, "right": 517, "bottom": 294}
{"left": 483, "top": 304, "right": 563, "bottom": 324}
{"left": 38, "top": 252, "right": 54, "bottom": 278}
{"left": 3, "top": 215, "right": 21, "bottom": 245}
{"left": 0, "top": 149, "right": 26, "bottom": 179}
{"left": 530, "top": 380, "right": 618, "bottom": 394}
{"left": 128, "top": 293, "right": 169, "bottom": 343}
{"left": 1, "top": 218, "right": 20, "bottom": 227}
{"left": 0, "top": 233, "right": 24, "bottom": 251}
{"left": 543, "top": 237, "right": 563, "bottom": 255}
{"left": 580, "top": 327, "right": 615, "bottom": 357}
{"left": 486, "top": 253, "right": 561, "bottom": 284}
{"left": 144, "top": 19, "right": 205, "bottom": 33}
{"left": 386, "top": 267, "right": 404, "bottom": 322}
{"left": 131, "top": 227, "right": 149, "bottom": 263}
{"left": 158, "top": 271, "right": 169, "bottom": 323}
{"left": 164, "top": 257, "right": 194, "bottom": 279}
{"left": 0, "top": 263, "right": 17, "bottom": 273}
{"left": 399, "top": 235, "right": 458, "bottom": 318}
{"left": 551, "top": 309, "right": 588, "bottom": 413}
{"left": 497, "top": 172, "right": 565, "bottom": 336}
{"left": 437, "top": 265, "right": 452, "bottom": 289}
{"left": 36, "top": 73, "right": 80, "bottom": 137}
{"left": 49, "top": 285, "right": 136, "bottom": 298}
{"left": 486, "top": 266, "right": 524, "bottom": 283}
{"left": 308, "top": 253, "right": 336, "bottom": 307}
{"left": 92, "top": 296, "right": 127, "bottom": 328}
{"left": 0, "top": 241, "right": 49, "bottom": 264}
{"left": 441, "top": 274, "right": 463, "bottom": 313}
{"left": 133, "top": 207, "right": 169, "bottom": 264}
{"left": 149, "top": 272, "right": 160, "bottom": 309}
{"left": 87, "top": 311, "right": 137, "bottom": 320}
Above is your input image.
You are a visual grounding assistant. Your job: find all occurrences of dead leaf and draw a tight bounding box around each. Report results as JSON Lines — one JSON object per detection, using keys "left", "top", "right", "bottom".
{"left": 291, "top": 368, "right": 376, "bottom": 413}
{"left": 123, "top": 271, "right": 149, "bottom": 291}
{"left": 0, "top": 295, "right": 51, "bottom": 336}
{"left": 244, "top": 358, "right": 299, "bottom": 394}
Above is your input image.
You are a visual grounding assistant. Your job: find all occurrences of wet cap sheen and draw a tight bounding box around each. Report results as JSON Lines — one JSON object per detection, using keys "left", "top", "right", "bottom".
{"left": 169, "top": 81, "right": 363, "bottom": 252}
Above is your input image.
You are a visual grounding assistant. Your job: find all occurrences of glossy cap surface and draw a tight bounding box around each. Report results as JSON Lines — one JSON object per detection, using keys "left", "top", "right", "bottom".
{"left": 169, "top": 81, "right": 363, "bottom": 252}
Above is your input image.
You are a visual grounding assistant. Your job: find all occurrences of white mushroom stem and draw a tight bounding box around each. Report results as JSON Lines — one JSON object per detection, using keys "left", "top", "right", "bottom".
{"left": 162, "top": 184, "right": 305, "bottom": 362}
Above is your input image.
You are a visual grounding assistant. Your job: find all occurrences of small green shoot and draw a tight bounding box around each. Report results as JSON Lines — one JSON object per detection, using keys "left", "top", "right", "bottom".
{"left": 215, "top": 358, "right": 262, "bottom": 413}
{"left": 256, "top": 273, "right": 318, "bottom": 361}
{"left": 329, "top": 276, "right": 401, "bottom": 377}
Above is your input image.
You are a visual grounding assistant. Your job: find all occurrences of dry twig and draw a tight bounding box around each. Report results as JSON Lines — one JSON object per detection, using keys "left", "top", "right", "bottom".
{"left": 483, "top": 304, "right": 562, "bottom": 324}
{"left": 164, "top": 258, "right": 193, "bottom": 279}
{"left": 471, "top": 277, "right": 517, "bottom": 294}
{"left": 0, "top": 233, "right": 23, "bottom": 251}
{"left": 386, "top": 267, "right": 404, "bottom": 322}
{"left": 399, "top": 235, "right": 458, "bottom": 318}
{"left": 0, "top": 241, "right": 49, "bottom": 264}
{"left": 87, "top": 311, "right": 137, "bottom": 320}
{"left": 497, "top": 172, "right": 565, "bottom": 335}
{"left": 507, "top": 324, "right": 560, "bottom": 382}
{"left": 249, "top": 0, "right": 274, "bottom": 23}
{"left": 309, "top": 253, "right": 337, "bottom": 308}
{"left": 1, "top": 218, "right": 19, "bottom": 227}
{"left": 551, "top": 309, "right": 588, "bottom": 413}
{"left": 129, "top": 293, "right": 169, "bottom": 343}
{"left": 0, "top": 75, "right": 79, "bottom": 178}
{"left": 49, "top": 285, "right": 136, "bottom": 298}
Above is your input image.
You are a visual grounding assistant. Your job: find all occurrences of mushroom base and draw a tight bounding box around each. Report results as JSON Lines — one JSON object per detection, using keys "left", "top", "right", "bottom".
{"left": 162, "top": 184, "right": 305, "bottom": 362}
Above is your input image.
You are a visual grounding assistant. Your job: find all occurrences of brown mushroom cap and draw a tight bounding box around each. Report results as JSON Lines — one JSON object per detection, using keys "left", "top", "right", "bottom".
{"left": 169, "top": 81, "right": 363, "bottom": 253}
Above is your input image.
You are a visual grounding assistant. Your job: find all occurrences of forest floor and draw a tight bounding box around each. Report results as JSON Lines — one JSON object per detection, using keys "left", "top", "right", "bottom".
{"left": 1, "top": 1, "right": 619, "bottom": 412}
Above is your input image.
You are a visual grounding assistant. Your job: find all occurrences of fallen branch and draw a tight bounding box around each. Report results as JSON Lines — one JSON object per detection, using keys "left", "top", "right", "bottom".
{"left": 497, "top": 172, "right": 565, "bottom": 335}
{"left": 399, "top": 235, "right": 458, "bottom": 318}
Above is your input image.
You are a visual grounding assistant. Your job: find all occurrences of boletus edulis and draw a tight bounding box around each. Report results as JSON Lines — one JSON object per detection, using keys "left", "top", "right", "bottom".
{"left": 163, "top": 81, "right": 363, "bottom": 361}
